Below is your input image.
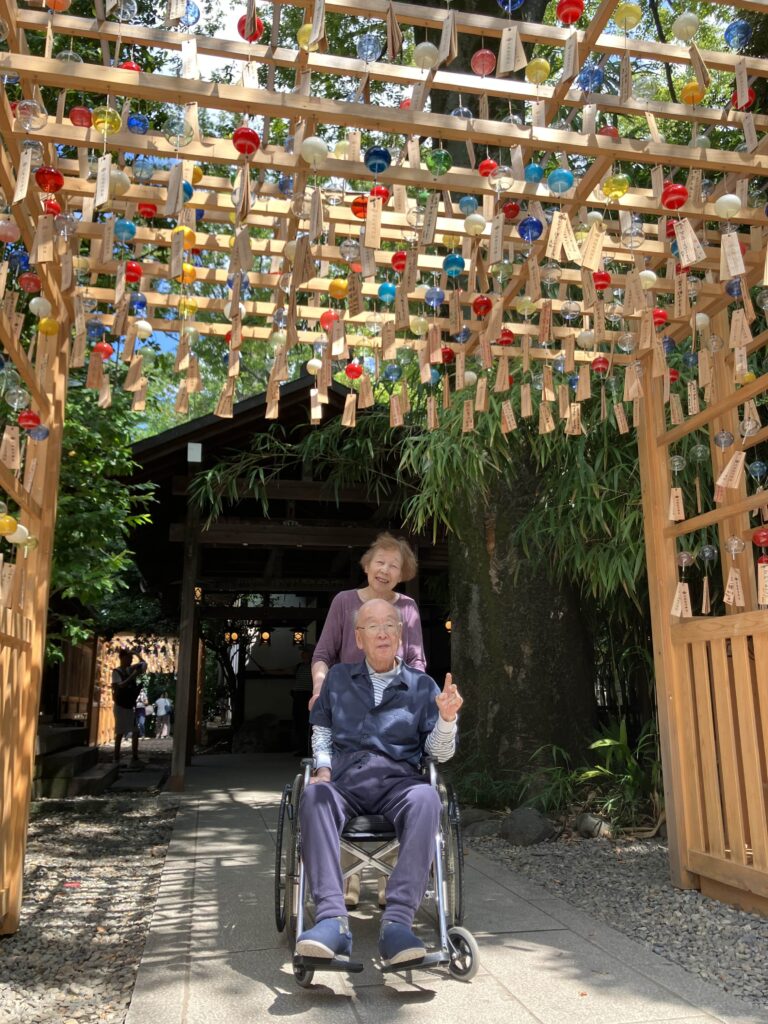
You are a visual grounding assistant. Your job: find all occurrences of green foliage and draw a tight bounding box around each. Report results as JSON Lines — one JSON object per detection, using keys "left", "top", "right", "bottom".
{"left": 518, "top": 719, "right": 663, "bottom": 830}
{"left": 579, "top": 718, "right": 663, "bottom": 828}
{"left": 517, "top": 745, "right": 580, "bottom": 816}
{"left": 48, "top": 383, "right": 156, "bottom": 658}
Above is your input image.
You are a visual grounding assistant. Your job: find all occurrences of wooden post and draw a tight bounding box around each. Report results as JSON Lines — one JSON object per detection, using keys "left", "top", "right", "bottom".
{"left": 183, "top": 614, "right": 200, "bottom": 767}
{"left": 168, "top": 498, "right": 200, "bottom": 790}
{"left": 194, "top": 638, "right": 205, "bottom": 744}
{"left": 2, "top": 326, "right": 70, "bottom": 934}
{"left": 636, "top": 351, "right": 698, "bottom": 890}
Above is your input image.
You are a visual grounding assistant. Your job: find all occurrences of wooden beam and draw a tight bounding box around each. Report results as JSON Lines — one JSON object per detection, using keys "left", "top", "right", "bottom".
{"left": 664, "top": 489, "right": 768, "bottom": 540}
{"left": 3, "top": 53, "right": 768, "bottom": 177}
{"left": 14, "top": 5, "right": 768, "bottom": 81}
{"left": 0, "top": 464, "right": 42, "bottom": 520}
{"left": 171, "top": 522, "right": 385, "bottom": 547}
{"left": 657, "top": 371, "right": 768, "bottom": 448}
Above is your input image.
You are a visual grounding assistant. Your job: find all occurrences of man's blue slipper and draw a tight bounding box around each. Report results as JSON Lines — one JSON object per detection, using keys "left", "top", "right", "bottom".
{"left": 379, "top": 921, "right": 426, "bottom": 966}
{"left": 295, "top": 917, "right": 352, "bottom": 960}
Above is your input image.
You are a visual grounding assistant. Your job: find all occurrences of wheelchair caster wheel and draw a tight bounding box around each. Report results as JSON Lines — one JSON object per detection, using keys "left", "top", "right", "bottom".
{"left": 447, "top": 926, "right": 479, "bottom": 981}
{"left": 293, "top": 964, "right": 314, "bottom": 988}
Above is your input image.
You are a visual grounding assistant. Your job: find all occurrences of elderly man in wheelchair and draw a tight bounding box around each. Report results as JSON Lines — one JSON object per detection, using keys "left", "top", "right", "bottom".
{"left": 284, "top": 596, "right": 472, "bottom": 979}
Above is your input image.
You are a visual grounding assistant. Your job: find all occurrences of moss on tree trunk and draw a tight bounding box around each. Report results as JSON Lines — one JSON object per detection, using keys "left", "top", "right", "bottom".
{"left": 448, "top": 460, "right": 595, "bottom": 777}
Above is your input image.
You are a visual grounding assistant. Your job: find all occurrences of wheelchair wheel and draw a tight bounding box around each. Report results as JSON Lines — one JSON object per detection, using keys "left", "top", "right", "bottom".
{"left": 443, "top": 784, "right": 465, "bottom": 926}
{"left": 284, "top": 773, "right": 304, "bottom": 947}
{"left": 274, "top": 782, "right": 294, "bottom": 932}
{"left": 447, "top": 926, "right": 479, "bottom": 981}
{"left": 293, "top": 963, "right": 314, "bottom": 988}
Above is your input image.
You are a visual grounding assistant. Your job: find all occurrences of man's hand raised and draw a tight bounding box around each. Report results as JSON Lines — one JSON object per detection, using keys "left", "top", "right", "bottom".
{"left": 435, "top": 673, "right": 463, "bottom": 722}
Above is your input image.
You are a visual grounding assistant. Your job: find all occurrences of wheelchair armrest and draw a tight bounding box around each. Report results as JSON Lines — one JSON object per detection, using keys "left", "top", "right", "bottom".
{"left": 421, "top": 756, "right": 439, "bottom": 788}
{"left": 301, "top": 757, "right": 315, "bottom": 785}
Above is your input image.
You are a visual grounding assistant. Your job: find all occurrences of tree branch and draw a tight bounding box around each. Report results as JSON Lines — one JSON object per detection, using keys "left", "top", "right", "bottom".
{"left": 647, "top": 0, "right": 677, "bottom": 104}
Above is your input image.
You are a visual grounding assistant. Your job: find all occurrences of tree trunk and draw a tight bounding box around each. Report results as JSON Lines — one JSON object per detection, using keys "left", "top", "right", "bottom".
{"left": 448, "top": 460, "right": 595, "bottom": 778}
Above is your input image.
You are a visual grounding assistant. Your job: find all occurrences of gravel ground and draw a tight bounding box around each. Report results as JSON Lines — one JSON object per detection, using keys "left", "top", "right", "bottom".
{"left": 5, "top": 765, "right": 767, "bottom": 1021}
{"left": 469, "top": 834, "right": 768, "bottom": 1009}
{"left": 0, "top": 787, "right": 178, "bottom": 1024}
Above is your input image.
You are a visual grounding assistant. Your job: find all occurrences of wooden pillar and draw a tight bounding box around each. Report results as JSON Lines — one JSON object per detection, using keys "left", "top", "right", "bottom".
{"left": 169, "top": 498, "right": 200, "bottom": 790}
{"left": 194, "top": 638, "right": 205, "bottom": 744}
{"left": 636, "top": 351, "right": 698, "bottom": 890}
{"left": 183, "top": 620, "right": 200, "bottom": 766}
{"left": 2, "top": 325, "right": 70, "bottom": 934}
{"left": 232, "top": 636, "right": 247, "bottom": 731}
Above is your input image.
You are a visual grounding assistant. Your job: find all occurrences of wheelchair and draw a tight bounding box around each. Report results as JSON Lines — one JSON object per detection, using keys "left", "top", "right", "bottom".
{"left": 274, "top": 757, "right": 479, "bottom": 987}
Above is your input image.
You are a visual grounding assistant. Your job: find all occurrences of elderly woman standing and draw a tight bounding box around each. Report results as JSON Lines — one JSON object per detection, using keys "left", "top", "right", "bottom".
{"left": 310, "top": 533, "right": 426, "bottom": 710}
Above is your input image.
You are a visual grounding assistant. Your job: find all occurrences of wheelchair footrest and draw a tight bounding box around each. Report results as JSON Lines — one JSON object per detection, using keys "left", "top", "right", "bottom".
{"left": 381, "top": 951, "right": 450, "bottom": 974}
{"left": 293, "top": 955, "right": 365, "bottom": 974}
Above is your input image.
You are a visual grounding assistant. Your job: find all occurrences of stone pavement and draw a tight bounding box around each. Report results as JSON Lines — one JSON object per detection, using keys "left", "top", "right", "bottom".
{"left": 125, "top": 754, "right": 768, "bottom": 1024}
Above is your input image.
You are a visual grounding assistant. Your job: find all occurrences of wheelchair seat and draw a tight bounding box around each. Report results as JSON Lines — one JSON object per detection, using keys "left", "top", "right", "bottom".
{"left": 342, "top": 814, "right": 395, "bottom": 839}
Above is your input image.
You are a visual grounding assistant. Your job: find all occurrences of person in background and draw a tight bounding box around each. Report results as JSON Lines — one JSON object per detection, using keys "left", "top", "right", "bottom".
{"left": 134, "top": 685, "right": 149, "bottom": 738}
{"left": 112, "top": 650, "right": 148, "bottom": 766}
{"left": 154, "top": 692, "right": 173, "bottom": 739}
{"left": 310, "top": 533, "right": 426, "bottom": 907}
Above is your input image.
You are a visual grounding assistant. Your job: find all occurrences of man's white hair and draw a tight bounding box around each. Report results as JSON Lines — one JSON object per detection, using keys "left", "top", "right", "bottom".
{"left": 352, "top": 599, "right": 403, "bottom": 628}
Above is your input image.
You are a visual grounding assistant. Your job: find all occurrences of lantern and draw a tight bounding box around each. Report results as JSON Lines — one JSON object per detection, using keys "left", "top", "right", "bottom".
{"left": 593, "top": 271, "right": 611, "bottom": 292}
{"left": 320, "top": 310, "right": 339, "bottom": 333}
{"left": 69, "top": 105, "right": 92, "bottom": 127}
{"left": 364, "top": 146, "right": 391, "bottom": 175}
{"left": 351, "top": 195, "right": 368, "bottom": 219}
{"left": 413, "top": 41, "right": 439, "bottom": 69}
{"left": 233, "top": 125, "right": 261, "bottom": 156}
{"left": 391, "top": 251, "right": 407, "bottom": 273}
{"left": 37, "top": 317, "right": 59, "bottom": 336}
{"left": 93, "top": 340, "right": 114, "bottom": 359}
{"left": 328, "top": 278, "right": 348, "bottom": 301}
{"left": 125, "top": 260, "right": 143, "bottom": 283}
{"left": 472, "top": 295, "right": 493, "bottom": 317}
{"left": 237, "top": 14, "right": 264, "bottom": 41}
{"left": 525, "top": 58, "right": 550, "bottom": 85}
{"left": 661, "top": 182, "right": 688, "bottom": 211}
{"left": 713, "top": 193, "right": 742, "bottom": 220}
{"left": 18, "top": 410, "right": 41, "bottom": 429}
{"left": 517, "top": 216, "right": 543, "bottom": 243}
{"left": 470, "top": 49, "right": 496, "bottom": 76}
{"left": 34, "top": 166, "right": 64, "bottom": 194}
{"left": 556, "top": 0, "right": 583, "bottom": 24}
{"left": 464, "top": 213, "right": 487, "bottom": 237}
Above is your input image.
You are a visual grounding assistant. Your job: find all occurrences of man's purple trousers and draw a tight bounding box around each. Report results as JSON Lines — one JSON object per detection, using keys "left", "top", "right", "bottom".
{"left": 299, "top": 751, "right": 442, "bottom": 927}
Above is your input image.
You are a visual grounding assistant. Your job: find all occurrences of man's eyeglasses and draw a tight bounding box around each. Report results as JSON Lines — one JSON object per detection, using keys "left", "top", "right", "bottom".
{"left": 355, "top": 622, "right": 401, "bottom": 635}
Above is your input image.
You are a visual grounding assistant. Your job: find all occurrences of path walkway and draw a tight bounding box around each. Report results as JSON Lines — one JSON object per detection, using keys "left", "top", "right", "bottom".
{"left": 125, "top": 754, "right": 768, "bottom": 1024}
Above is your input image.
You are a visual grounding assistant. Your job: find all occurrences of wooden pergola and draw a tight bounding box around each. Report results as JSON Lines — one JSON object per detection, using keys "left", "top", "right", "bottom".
{"left": 1, "top": 0, "right": 768, "bottom": 931}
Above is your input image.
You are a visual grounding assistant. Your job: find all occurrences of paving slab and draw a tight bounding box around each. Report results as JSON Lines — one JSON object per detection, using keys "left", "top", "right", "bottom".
{"left": 125, "top": 753, "right": 768, "bottom": 1024}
